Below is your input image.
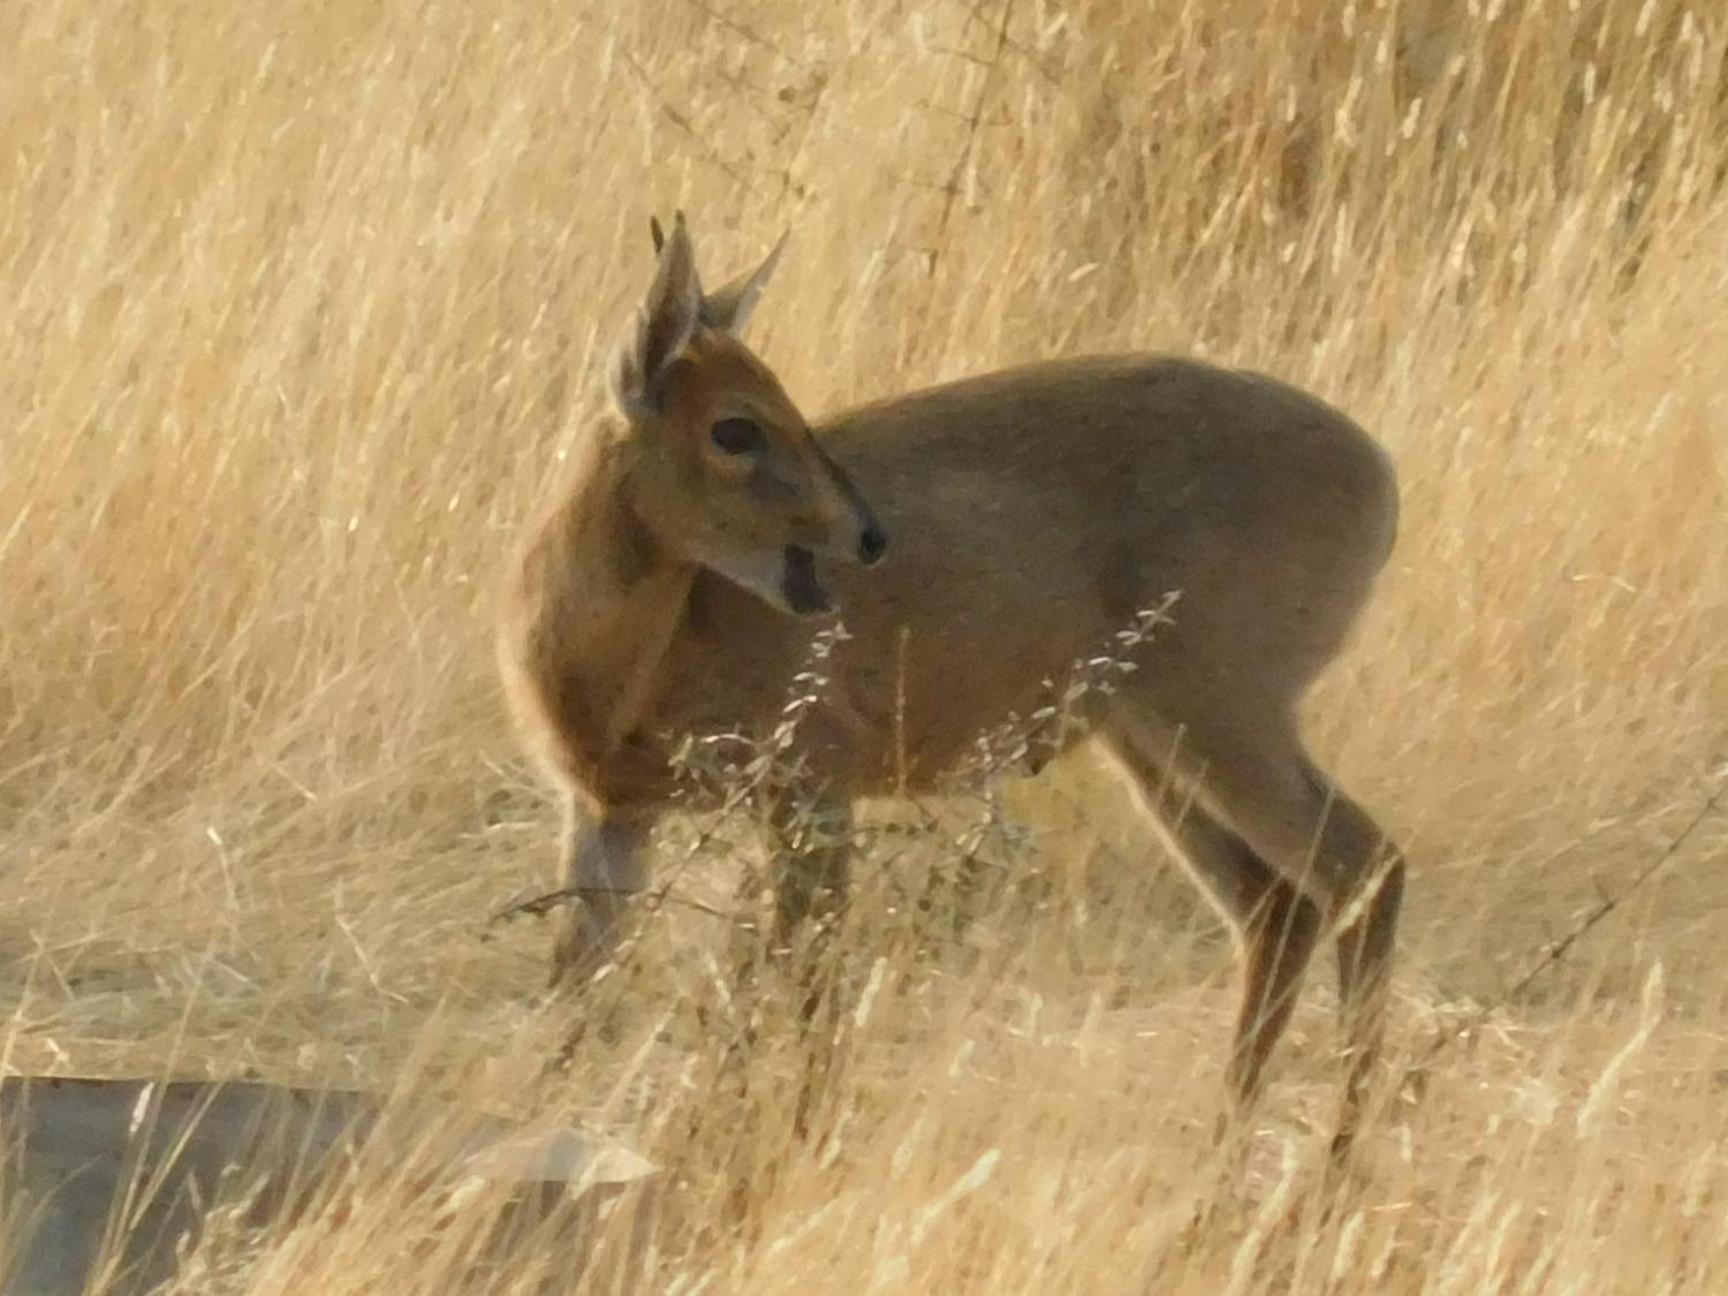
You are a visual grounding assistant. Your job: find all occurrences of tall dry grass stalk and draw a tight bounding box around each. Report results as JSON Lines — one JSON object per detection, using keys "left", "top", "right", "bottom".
{"left": 2, "top": 0, "right": 1727, "bottom": 1290}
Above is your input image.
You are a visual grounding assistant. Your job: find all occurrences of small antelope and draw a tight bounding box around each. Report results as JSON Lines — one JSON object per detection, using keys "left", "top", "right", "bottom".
{"left": 498, "top": 215, "right": 1405, "bottom": 1149}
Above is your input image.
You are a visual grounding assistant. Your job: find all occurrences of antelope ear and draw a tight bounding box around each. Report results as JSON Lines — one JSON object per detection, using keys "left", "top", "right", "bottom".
{"left": 613, "top": 214, "right": 702, "bottom": 419}
{"left": 700, "top": 230, "right": 786, "bottom": 336}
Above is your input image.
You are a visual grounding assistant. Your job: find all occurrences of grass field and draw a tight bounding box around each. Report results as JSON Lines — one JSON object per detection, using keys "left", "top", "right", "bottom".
{"left": 2, "top": 0, "right": 1727, "bottom": 1290}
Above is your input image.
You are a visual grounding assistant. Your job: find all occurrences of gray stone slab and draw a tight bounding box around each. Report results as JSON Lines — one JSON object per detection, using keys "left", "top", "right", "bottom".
{"left": 0, "top": 1075, "right": 653, "bottom": 1295}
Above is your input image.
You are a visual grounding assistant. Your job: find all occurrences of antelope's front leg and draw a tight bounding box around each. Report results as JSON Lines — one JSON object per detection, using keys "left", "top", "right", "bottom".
{"left": 767, "top": 793, "right": 854, "bottom": 952}
{"left": 550, "top": 801, "right": 650, "bottom": 988}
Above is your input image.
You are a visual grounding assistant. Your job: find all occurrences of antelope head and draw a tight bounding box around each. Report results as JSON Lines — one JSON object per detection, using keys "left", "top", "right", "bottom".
{"left": 610, "top": 213, "right": 887, "bottom": 616}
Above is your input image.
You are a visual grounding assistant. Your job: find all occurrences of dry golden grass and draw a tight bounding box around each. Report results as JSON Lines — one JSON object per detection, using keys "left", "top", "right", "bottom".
{"left": 2, "top": 0, "right": 1727, "bottom": 1289}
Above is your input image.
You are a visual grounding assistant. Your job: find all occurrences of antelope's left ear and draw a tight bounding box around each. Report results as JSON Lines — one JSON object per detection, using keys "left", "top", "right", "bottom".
{"left": 613, "top": 213, "right": 702, "bottom": 420}
{"left": 700, "top": 230, "right": 787, "bottom": 336}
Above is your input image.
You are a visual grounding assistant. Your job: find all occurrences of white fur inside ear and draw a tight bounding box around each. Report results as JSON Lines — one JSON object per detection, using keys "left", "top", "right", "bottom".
{"left": 701, "top": 231, "right": 786, "bottom": 336}
{"left": 612, "top": 222, "right": 703, "bottom": 418}
{"left": 610, "top": 308, "right": 664, "bottom": 421}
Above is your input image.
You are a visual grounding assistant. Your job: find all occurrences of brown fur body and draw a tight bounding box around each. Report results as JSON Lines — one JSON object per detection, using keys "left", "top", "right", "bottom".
{"left": 649, "top": 355, "right": 1398, "bottom": 795}
{"left": 498, "top": 219, "right": 1405, "bottom": 1157}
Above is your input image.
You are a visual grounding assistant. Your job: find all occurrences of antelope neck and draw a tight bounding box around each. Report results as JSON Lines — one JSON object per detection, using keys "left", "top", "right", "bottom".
{"left": 551, "top": 439, "right": 697, "bottom": 761}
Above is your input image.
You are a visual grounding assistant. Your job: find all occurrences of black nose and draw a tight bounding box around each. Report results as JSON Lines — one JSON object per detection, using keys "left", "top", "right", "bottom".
{"left": 858, "top": 520, "right": 889, "bottom": 566}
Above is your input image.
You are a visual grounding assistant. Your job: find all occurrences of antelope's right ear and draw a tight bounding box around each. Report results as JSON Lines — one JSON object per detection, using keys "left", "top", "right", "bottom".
{"left": 613, "top": 215, "right": 702, "bottom": 420}
{"left": 700, "top": 230, "right": 785, "bottom": 336}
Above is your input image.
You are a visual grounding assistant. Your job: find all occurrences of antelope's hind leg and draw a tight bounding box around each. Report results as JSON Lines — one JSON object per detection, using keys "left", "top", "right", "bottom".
{"left": 1106, "top": 734, "right": 1324, "bottom": 1133}
{"left": 1206, "top": 751, "right": 1404, "bottom": 1157}
{"left": 1106, "top": 706, "right": 1405, "bottom": 1157}
{"left": 1328, "top": 810, "right": 1405, "bottom": 1156}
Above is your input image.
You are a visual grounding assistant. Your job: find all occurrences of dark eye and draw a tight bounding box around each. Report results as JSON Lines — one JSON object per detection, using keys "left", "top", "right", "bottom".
{"left": 710, "top": 417, "right": 764, "bottom": 456}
